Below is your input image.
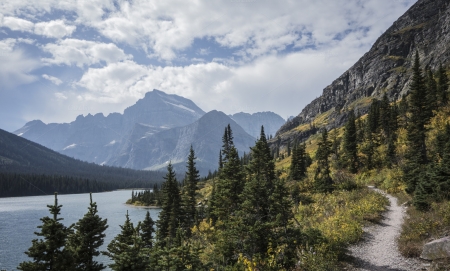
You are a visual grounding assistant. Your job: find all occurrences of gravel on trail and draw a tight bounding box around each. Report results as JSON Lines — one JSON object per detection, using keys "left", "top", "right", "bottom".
{"left": 347, "top": 187, "right": 427, "bottom": 271}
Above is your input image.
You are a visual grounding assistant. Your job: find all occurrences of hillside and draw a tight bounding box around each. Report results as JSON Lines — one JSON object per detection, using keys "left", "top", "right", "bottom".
{"left": 275, "top": 0, "right": 450, "bottom": 145}
{"left": 0, "top": 128, "right": 164, "bottom": 194}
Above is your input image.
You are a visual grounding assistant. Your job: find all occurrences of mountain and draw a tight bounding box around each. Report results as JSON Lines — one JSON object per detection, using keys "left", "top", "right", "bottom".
{"left": 109, "top": 110, "right": 256, "bottom": 175}
{"left": 275, "top": 0, "right": 450, "bottom": 143}
{"left": 0, "top": 128, "right": 164, "bottom": 186}
{"left": 230, "top": 112, "right": 285, "bottom": 138}
{"left": 14, "top": 89, "right": 206, "bottom": 165}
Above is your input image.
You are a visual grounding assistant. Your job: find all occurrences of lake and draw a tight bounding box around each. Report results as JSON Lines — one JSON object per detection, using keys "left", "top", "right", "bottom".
{"left": 0, "top": 190, "right": 160, "bottom": 271}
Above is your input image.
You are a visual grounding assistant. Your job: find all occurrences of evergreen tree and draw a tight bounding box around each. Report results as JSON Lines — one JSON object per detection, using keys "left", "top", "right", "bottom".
{"left": 314, "top": 129, "right": 333, "bottom": 193}
{"left": 290, "top": 142, "right": 307, "bottom": 180}
{"left": 69, "top": 193, "right": 108, "bottom": 271}
{"left": 221, "top": 124, "right": 234, "bottom": 163}
{"left": 141, "top": 211, "right": 155, "bottom": 249}
{"left": 425, "top": 68, "right": 438, "bottom": 112}
{"left": 342, "top": 110, "right": 358, "bottom": 173}
{"left": 232, "top": 126, "right": 298, "bottom": 268}
{"left": 18, "top": 193, "right": 73, "bottom": 271}
{"left": 108, "top": 224, "right": 149, "bottom": 271}
{"left": 181, "top": 146, "right": 200, "bottom": 233}
{"left": 213, "top": 146, "right": 245, "bottom": 221}
{"left": 428, "top": 123, "right": 450, "bottom": 201}
{"left": 103, "top": 211, "right": 135, "bottom": 270}
{"left": 403, "top": 52, "right": 430, "bottom": 194}
{"left": 437, "top": 64, "right": 449, "bottom": 106}
{"left": 156, "top": 163, "right": 181, "bottom": 246}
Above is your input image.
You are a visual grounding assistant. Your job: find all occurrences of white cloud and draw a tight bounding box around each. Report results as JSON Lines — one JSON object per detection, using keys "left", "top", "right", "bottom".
{"left": 77, "top": 61, "right": 148, "bottom": 101}
{"left": 0, "top": 52, "right": 38, "bottom": 88}
{"left": 35, "top": 20, "right": 76, "bottom": 38}
{"left": 2, "top": 17, "right": 34, "bottom": 32}
{"left": 73, "top": 41, "right": 358, "bottom": 117}
{"left": 54, "top": 92, "right": 68, "bottom": 99}
{"left": 0, "top": 0, "right": 415, "bottom": 62}
{"left": 42, "top": 74, "right": 63, "bottom": 85}
{"left": 42, "top": 39, "right": 132, "bottom": 67}
{"left": 0, "top": 38, "right": 39, "bottom": 89}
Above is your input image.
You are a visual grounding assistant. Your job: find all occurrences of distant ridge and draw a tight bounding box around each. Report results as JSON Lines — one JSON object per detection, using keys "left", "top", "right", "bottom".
{"left": 0, "top": 128, "right": 164, "bottom": 188}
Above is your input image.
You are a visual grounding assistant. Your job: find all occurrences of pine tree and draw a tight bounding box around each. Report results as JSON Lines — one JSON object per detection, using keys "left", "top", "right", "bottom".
{"left": 18, "top": 193, "right": 73, "bottom": 271}
{"left": 232, "top": 126, "right": 299, "bottom": 268}
{"left": 108, "top": 224, "right": 149, "bottom": 271}
{"left": 104, "top": 211, "right": 135, "bottom": 270}
{"left": 181, "top": 146, "right": 200, "bottom": 233}
{"left": 342, "top": 110, "right": 358, "bottom": 173}
{"left": 290, "top": 142, "right": 307, "bottom": 180}
{"left": 141, "top": 211, "right": 155, "bottom": 249}
{"left": 69, "top": 193, "right": 108, "bottom": 271}
{"left": 314, "top": 129, "right": 333, "bottom": 193}
{"left": 213, "top": 125, "right": 245, "bottom": 221}
{"left": 437, "top": 64, "right": 449, "bottom": 106}
{"left": 156, "top": 163, "right": 181, "bottom": 246}
{"left": 403, "top": 52, "right": 430, "bottom": 194}
{"left": 425, "top": 68, "right": 438, "bottom": 112}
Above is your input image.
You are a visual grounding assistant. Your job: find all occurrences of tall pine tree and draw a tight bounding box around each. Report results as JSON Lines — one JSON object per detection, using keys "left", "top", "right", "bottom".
{"left": 314, "top": 129, "right": 333, "bottom": 193}
{"left": 342, "top": 110, "right": 358, "bottom": 173}
{"left": 156, "top": 163, "right": 181, "bottom": 246}
{"left": 403, "top": 52, "right": 430, "bottom": 194}
{"left": 181, "top": 146, "right": 200, "bottom": 233}
{"left": 69, "top": 193, "right": 108, "bottom": 271}
{"left": 18, "top": 193, "right": 73, "bottom": 271}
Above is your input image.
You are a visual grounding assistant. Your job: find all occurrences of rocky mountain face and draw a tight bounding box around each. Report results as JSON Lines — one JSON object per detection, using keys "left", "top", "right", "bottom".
{"left": 275, "top": 0, "right": 450, "bottom": 145}
{"left": 14, "top": 89, "right": 206, "bottom": 166}
{"left": 14, "top": 90, "right": 259, "bottom": 175}
{"left": 230, "top": 112, "right": 285, "bottom": 139}
{"left": 110, "top": 110, "right": 256, "bottom": 175}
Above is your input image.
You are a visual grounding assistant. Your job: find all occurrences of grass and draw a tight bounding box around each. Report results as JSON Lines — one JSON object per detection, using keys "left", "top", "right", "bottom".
{"left": 388, "top": 66, "right": 407, "bottom": 74}
{"left": 399, "top": 201, "right": 450, "bottom": 258}
{"left": 391, "top": 23, "right": 428, "bottom": 35}
{"left": 347, "top": 97, "right": 373, "bottom": 111}
{"left": 384, "top": 55, "right": 404, "bottom": 61}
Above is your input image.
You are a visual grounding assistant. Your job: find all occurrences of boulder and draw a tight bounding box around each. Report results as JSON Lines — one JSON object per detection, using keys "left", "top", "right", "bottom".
{"left": 421, "top": 237, "right": 450, "bottom": 260}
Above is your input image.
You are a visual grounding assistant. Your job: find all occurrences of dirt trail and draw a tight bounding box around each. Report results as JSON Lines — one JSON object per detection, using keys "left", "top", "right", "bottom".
{"left": 348, "top": 187, "right": 425, "bottom": 271}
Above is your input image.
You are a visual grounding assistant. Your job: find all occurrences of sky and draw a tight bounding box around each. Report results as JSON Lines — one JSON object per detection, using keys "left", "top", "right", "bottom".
{"left": 0, "top": 0, "right": 416, "bottom": 132}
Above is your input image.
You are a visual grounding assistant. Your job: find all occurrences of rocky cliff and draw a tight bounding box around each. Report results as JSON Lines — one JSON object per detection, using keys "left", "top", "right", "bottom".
{"left": 14, "top": 89, "right": 205, "bottom": 165}
{"left": 275, "top": 0, "right": 450, "bottom": 144}
{"left": 109, "top": 110, "right": 256, "bottom": 175}
{"left": 230, "top": 112, "right": 285, "bottom": 138}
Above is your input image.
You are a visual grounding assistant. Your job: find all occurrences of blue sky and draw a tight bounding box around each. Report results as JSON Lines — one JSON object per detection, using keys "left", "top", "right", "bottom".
{"left": 0, "top": 0, "right": 415, "bottom": 132}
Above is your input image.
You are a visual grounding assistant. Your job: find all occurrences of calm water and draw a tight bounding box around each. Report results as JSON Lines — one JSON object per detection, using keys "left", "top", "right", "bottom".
{"left": 0, "top": 190, "right": 160, "bottom": 271}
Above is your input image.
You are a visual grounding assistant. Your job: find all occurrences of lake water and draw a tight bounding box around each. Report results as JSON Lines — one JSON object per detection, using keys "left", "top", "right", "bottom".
{"left": 0, "top": 190, "right": 160, "bottom": 271}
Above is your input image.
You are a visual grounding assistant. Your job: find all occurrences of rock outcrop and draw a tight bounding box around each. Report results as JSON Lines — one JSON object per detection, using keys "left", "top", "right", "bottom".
{"left": 230, "top": 112, "right": 285, "bottom": 139}
{"left": 275, "top": 0, "right": 450, "bottom": 145}
{"left": 421, "top": 237, "right": 450, "bottom": 260}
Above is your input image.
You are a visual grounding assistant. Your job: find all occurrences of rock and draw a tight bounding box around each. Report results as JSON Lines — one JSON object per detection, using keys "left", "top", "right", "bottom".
{"left": 421, "top": 237, "right": 450, "bottom": 260}
{"left": 230, "top": 112, "right": 285, "bottom": 139}
{"left": 275, "top": 0, "right": 450, "bottom": 145}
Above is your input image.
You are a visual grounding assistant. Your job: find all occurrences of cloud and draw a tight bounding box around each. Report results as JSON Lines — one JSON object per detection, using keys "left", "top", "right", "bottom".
{"left": 42, "top": 74, "right": 63, "bottom": 85}
{"left": 73, "top": 40, "right": 358, "bottom": 118}
{"left": 2, "top": 17, "right": 34, "bottom": 32}
{"left": 42, "top": 39, "right": 132, "bottom": 67}
{"left": 0, "top": 0, "right": 415, "bottom": 62}
{"left": 0, "top": 38, "right": 39, "bottom": 89}
{"left": 34, "top": 20, "right": 76, "bottom": 38}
